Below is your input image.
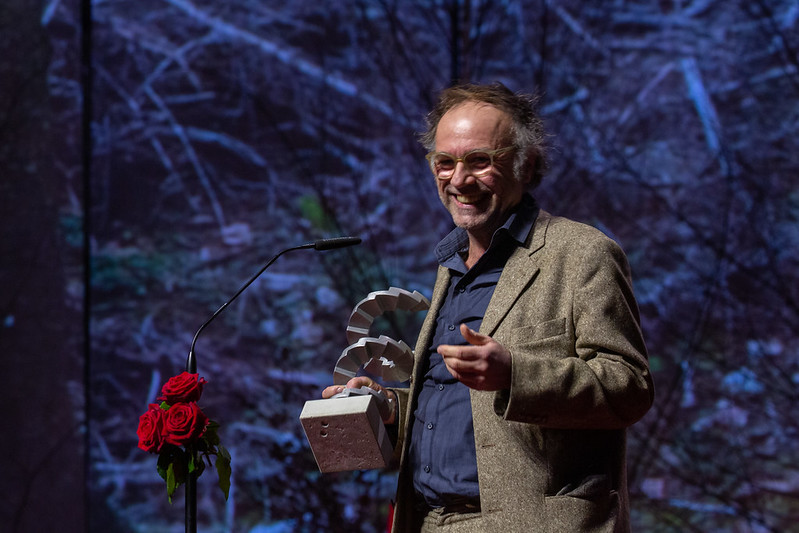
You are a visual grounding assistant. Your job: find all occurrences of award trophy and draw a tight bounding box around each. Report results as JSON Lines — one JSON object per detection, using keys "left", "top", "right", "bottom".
{"left": 300, "top": 287, "right": 429, "bottom": 473}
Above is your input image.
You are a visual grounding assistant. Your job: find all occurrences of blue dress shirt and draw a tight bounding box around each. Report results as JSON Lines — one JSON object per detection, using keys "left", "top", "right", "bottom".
{"left": 409, "top": 194, "right": 538, "bottom": 507}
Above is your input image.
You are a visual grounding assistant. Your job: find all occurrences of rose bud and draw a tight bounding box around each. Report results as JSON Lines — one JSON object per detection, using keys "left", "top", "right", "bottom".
{"left": 158, "top": 372, "right": 207, "bottom": 404}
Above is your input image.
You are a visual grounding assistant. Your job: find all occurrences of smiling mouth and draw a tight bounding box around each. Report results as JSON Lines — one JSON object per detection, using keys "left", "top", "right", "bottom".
{"left": 455, "top": 194, "right": 485, "bottom": 205}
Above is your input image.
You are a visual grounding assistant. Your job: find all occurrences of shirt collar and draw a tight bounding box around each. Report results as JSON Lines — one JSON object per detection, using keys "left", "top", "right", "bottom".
{"left": 435, "top": 193, "right": 539, "bottom": 267}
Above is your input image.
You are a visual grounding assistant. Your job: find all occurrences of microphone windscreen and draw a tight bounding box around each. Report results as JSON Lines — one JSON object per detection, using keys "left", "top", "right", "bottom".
{"left": 313, "top": 236, "right": 362, "bottom": 251}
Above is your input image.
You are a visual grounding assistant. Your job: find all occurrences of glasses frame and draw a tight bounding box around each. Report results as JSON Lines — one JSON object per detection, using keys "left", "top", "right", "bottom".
{"left": 425, "top": 146, "right": 515, "bottom": 180}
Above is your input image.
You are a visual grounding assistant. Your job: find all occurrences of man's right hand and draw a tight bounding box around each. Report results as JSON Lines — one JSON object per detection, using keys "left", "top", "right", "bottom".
{"left": 321, "top": 376, "right": 397, "bottom": 424}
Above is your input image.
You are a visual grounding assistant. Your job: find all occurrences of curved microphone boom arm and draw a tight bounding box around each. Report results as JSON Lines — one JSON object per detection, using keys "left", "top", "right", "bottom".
{"left": 185, "top": 236, "right": 361, "bottom": 373}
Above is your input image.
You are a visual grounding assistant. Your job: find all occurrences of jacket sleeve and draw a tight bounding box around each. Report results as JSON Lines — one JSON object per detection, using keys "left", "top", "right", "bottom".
{"left": 493, "top": 232, "right": 654, "bottom": 429}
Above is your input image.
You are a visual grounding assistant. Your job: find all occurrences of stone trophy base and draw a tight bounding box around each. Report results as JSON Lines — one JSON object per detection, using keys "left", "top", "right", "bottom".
{"left": 300, "top": 388, "right": 392, "bottom": 473}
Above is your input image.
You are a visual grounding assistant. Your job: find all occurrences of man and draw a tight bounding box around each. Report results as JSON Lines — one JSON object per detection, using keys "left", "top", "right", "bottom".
{"left": 324, "top": 82, "right": 654, "bottom": 532}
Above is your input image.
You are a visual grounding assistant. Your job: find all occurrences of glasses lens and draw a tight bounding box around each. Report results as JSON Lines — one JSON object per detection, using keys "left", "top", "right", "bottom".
{"left": 463, "top": 151, "right": 493, "bottom": 174}
{"left": 431, "top": 153, "right": 456, "bottom": 177}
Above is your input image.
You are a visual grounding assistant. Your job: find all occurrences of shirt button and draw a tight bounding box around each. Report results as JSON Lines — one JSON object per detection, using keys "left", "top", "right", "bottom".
{"left": 438, "top": 384, "right": 445, "bottom": 391}
{"left": 427, "top": 422, "right": 434, "bottom": 430}
{"left": 448, "top": 324, "right": 456, "bottom": 331}
{"left": 424, "top": 465, "right": 431, "bottom": 473}
{"left": 458, "top": 287, "right": 465, "bottom": 293}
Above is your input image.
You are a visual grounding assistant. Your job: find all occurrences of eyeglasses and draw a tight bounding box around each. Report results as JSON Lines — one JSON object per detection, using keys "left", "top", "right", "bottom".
{"left": 425, "top": 146, "right": 515, "bottom": 180}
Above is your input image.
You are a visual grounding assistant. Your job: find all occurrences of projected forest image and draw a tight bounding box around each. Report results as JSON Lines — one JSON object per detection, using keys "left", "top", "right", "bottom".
{"left": 2, "top": 1, "right": 798, "bottom": 532}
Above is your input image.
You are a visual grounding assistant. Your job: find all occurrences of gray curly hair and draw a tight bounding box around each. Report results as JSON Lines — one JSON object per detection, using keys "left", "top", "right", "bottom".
{"left": 420, "top": 82, "right": 548, "bottom": 189}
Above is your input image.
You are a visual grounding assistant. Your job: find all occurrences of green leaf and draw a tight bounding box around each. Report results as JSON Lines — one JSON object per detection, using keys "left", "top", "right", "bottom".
{"left": 156, "top": 447, "right": 180, "bottom": 481}
{"left": 156, "top": 453, "right": 169, "bottom": 481}
{"left": 187, "top": 451, "right": 197, "bottom": 474}
{"left": 172, "top": 449, "right": 188, "bottom": 484}
{"left": 215, "top": 445, "right": 232, "bottom": 501}
{"left": 166, "top": 463, "right": 177, "bottom": 504}
{"left": 204, "top": 421, "right": 220, "bottom": 445}
{"left": 218, "top": 444, "right": 231, "bottom": 462}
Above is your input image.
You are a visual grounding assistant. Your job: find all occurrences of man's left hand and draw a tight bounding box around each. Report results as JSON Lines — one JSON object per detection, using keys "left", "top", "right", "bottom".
{"left": 438, "top": 324, "right": 512, "bottom": 391}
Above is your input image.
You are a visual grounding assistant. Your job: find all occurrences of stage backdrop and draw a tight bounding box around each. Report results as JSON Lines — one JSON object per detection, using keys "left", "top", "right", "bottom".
{"left": 2, "top": 0, "right": 798, "bottom": 531}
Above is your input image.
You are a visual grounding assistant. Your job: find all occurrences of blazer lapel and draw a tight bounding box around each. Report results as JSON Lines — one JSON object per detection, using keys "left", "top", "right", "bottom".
{"left": 412, "top": 266, "right": 450, "bottom": 372}
{"left": 480, "top": 210, "right": 550, "bottom": 337}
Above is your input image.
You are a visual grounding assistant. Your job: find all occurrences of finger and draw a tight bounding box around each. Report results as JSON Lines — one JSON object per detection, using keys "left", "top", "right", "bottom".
{"left": 347, "top": 377, "right": 367, "bottom": 389}
{"left": 441, "top": 350, "right": 477, "bottom": 377}
{"left": 460, "top": 323, "right": 489, "bottom": 345}
{"left": 443, "top": 360, "right": 462, "bottom": 381}
{"left": 321, "top": 385, "right": 345, "bottom": 399}
{"left": 347, "top": 376, "right": 382, "bottom": 392}
{"left": 443, "top": 357, "right": 482, "bottom": 377}
{"left": 439, "top": 344, "right": 478, "bottom": 362}
{"left": 442, "top": 360, "right": 483, "bottom": 389}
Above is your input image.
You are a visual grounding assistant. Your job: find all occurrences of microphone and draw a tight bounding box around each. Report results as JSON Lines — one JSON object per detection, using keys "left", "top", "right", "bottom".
{"left": 185, "top": 236, "right": 362, "bottom": 372}
{"left": 312, "top": 236, "right": 362, "bottom": 250}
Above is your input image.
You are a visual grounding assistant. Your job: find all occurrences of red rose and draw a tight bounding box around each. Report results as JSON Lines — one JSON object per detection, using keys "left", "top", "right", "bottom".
{"left": 158, "top": 372, "right": 207, "bottom": 404}
{"left": 137, "top": 403, "right": 165, "bottom": 453}
{"left": 162, "top": 402, "right": 208, "bottom": 447}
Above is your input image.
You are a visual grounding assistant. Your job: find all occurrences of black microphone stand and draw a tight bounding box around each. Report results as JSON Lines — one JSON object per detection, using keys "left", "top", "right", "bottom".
{"left": 183, "top": 237, "right": 360, "bottom": 533}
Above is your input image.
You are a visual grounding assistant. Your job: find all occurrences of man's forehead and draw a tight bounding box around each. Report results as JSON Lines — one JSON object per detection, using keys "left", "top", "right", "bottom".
{"left": 437, "top": 102, "right": 512, "bottom": 143}
{"left": 443, "top": 101, "right": 507, "bottom": 120}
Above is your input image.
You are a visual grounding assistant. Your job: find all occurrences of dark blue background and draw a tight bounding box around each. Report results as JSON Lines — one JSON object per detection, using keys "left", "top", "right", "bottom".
{"left": 2, "top": 1, "right": 797, "bottom": 531}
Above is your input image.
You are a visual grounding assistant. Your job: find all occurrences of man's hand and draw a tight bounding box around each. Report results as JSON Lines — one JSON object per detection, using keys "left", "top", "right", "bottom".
{"left": 321, "top": 376, "right": 382, "bottom": 398}
{"left": 438, "top": 324, "right": 512, "bottom": 391}
{"left": 321, "top": 376, "right": 397, "bottom": 424}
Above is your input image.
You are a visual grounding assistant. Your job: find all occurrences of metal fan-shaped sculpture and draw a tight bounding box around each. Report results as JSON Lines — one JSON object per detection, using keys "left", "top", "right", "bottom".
{"left": 333, "top": 287, "right": 430, "bottom": 385}
{"left": 300, "top": 287, "right": 429, "bottom": 473}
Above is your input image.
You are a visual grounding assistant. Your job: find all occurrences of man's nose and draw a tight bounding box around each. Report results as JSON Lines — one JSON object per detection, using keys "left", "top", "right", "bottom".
{"left": 449, "top": 161, "right": 477, "bottom": 186}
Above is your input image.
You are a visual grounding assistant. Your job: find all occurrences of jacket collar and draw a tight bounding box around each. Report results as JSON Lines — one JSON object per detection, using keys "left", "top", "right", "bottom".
{"left": 480, "top": 208, "right": 550, "bottom": 337}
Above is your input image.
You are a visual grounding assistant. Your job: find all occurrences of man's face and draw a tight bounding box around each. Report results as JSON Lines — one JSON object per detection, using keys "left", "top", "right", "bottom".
{"left": 433, "top": 102, "right": 528, "bottom": 244}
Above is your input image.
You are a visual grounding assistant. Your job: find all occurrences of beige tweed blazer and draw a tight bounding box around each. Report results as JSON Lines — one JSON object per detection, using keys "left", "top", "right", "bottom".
{"left": 390, "top": 209, "right": 654, "bottom": 533}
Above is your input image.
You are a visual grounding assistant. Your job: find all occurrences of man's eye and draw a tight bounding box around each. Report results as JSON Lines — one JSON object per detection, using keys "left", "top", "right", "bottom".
{"left": 435, "top": 157, "right": 455, "bottom": 169}
{"left": 466, "top": 153, "right": 491, "bottom": 168}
